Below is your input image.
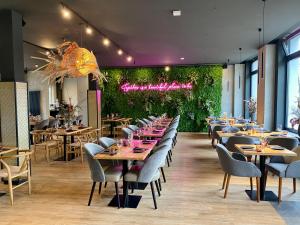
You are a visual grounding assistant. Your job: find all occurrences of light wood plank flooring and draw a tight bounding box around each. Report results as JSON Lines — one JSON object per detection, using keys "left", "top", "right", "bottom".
{"left": 0, "top": 133, "right": 298, "bottom": 225}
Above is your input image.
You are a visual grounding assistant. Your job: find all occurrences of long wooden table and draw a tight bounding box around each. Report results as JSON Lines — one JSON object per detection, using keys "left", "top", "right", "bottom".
{"left": 102, "top": 117, "right": 132, "bottom": 137}
{"left": 217, "top": 131, "right": 286, "bottom": 139}
{"left": 135, "top": 128, "right": 166, "bottom": 139}
{"left": 94, "top": 139, "right": 158, "bottom": 208}
{"left": 235, "top": 144, "right": 296, "bottom": 201}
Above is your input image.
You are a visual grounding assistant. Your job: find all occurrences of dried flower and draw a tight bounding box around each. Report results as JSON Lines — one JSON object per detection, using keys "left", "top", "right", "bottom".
{"left": 244, "top": 97, "right": 257, "bottom": 114}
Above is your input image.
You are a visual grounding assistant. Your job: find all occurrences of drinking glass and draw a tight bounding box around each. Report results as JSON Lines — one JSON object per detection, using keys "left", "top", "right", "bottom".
{"left": 276, "top": 124, "right": 282, "bottom": 132}
{"left": 117, "top": 139, "right": 122, "bottom": 149}
{"left": 242, "top": 125, "right": 247, "bottom": 132}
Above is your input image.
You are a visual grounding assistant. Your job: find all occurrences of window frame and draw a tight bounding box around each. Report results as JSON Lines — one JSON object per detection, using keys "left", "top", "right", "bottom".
{"left": 249, "top": 58, "right": 258, "bottom": 99}
{"left": 284, "top": 35, "right": 300, "bottom": 133}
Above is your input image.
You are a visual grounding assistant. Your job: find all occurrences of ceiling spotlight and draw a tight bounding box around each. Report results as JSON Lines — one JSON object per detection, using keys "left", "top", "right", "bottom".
{"left": 180, "top": 57, "right": 185, "bottom": 60}
{"left": 85, "top": 26, "right": 93, "bottom": 35}
{"left": 172, "top": 10, "right": 181, "bottom": 16}
{"left": 127, "top": 56, "right": 133, "bottom": 62}
{"left": 102, "top": 38, "right": 110, "bottom": 47}
{"left": 164, "top": 66, "right": 170, "bottom": 72}
{"left": 117, "top": 49, "right": 123, "bottom": 55}
{"left": 45, "top": 51, "right": 50, "bottom": 55}
{"left": 61, "top": 7, "right": 71, "bottom": 19}
{"left": 34, "top": 64, "right": 39, "bottom": 68}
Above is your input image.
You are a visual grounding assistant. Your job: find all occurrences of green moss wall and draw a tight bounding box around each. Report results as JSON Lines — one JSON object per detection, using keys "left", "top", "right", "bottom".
{"left": 101, "top": 65, "right": 222, "bottom": 132}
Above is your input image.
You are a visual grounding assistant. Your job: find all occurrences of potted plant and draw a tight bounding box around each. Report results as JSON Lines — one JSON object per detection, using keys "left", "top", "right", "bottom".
{"left": 244, "top": 98, "right": 257, "bottom": 122}
{"left": 59, "top": 103, "right": 81, "bottom": 128}
{"left": 290, "top": 97, "right": 300, "bottom": 136}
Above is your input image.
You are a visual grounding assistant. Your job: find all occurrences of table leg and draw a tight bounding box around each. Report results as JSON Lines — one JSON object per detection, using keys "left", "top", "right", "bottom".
{"left": 259, "top": 155, "right": 266, "bottom": 200}
{"left": 63, "top": 136, "right": 67, "bottom": 161}
{"left": 123, "top": 160, "right": 129, "bottom": 207}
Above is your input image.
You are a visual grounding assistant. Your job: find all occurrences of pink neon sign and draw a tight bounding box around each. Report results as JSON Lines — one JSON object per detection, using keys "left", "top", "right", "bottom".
{"left": 120, "top": 82, "right": 193, "bottom": 93}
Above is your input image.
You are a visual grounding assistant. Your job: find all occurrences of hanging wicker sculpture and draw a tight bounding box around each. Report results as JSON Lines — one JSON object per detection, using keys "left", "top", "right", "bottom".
{"left": 32, "top": 41, "right": 106, "bottom": 84}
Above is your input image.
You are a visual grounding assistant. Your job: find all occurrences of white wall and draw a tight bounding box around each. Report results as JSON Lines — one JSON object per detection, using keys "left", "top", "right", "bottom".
{"left": 221, "top": 65, "right": 234, "bottom": 116}
{"left": 63, "top": 77, "right": 89, "bottom": 125}
{"left": 27, "top": 71, "right": 56, "bottom": 119}
{"left": 233, "top": 64, "right": 245, "bottom": 117}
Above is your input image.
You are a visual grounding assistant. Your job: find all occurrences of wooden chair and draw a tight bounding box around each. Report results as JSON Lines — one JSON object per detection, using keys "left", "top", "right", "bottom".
{"left": 0, "top": 150, "right": 32, "bottom": 205}
{"left": 66, "top": 135, "right": 84, "bottom": 163}
{"left": 32, "top": 131, "right": 62, "bottom": 162}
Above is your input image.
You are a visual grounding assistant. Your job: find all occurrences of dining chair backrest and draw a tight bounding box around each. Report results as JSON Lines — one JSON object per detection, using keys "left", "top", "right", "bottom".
{"left": 222, "top": 126, "right": 240, "bottom": 133}
{"left": 142, "top": 118, "right": 151, "bottom": 124}
{"left": 148, "top": 116, "right": 156, "bottom": 121}
{"left": 137, "top": 119, "right": 147, "bottom": 127}
{"left": 122, "top": 127, "right": 132, "bottom": 139}
{"left": 34, "top": 119, "right": 49, "bottom": 130}
{"left": 268, "top": 137, "right": 299, "bottom": 150}
{"left": 84, "top": 143, "right": 106, "bottom": 182}
{"left": 226, "top": 136, "right": 256, "bottom": 152}
{"left": 128, "top": 125, "right": 139, "bottom": 132}
{"left": 138, "top": 150, "right": 164, "bottom": 183}
{"left": 212, "top": 125, "right": 226, "bottom": 139}
{"left": 158, "top": 138, "right": 173, "bottom": 149}
{"left": 48, "top": 119, "right": 59, "bottom": 128}
{"left": 98, "top": 137, "right": 117, "bottom": 149}
{"left": 161, "top": 131, "right": 175, "bottom": 142}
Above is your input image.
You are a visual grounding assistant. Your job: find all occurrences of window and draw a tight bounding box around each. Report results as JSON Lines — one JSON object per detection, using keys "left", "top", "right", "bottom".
{"left": 250, "top": 59, "right": 258, "bottom": 100}
{"left": 286, "top": 58, "right": 300, "bottom": 131}
{"left": 287, "top": 34, "right": 300, "bottom": 55}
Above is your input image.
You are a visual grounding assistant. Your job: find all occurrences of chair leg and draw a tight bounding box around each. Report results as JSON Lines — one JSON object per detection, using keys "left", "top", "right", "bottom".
{"left": 88, "top": 182, "right": 96, "bottom": 206}
{"left": 8, "top": 177, "right": 13, "bottom": 206}
{"left": 256, "top": 177, "right": 260, "bottom": 202}
{"left": 222, "top": 173, "right": 227, "bottom": 190}
{"left": 158, "top": 178, "right": 162, "bottom": 191}
{"left": 155, "top": 180, "right": 161, "bottom": 196}
{"left": 161, "top": 167, "right": 166, "bottom": 183}
{"left": 104, "top": 182, "right": 107, "bottom": 188}
{"left": 293, "top": 178, "right": 296, "bottom": 193}
{"left": 278, "top": 177, "right": 282, "bottom": 203}
{"left": 166, "top": 157, "right": 170, "bottom": 167}
{"left": 150, "top": 181, "right": 157, "bottom": 209}
{"left": 250, "top": 177, "right": 253, "bottom": 192}
{"left": 265, "top": 169, "right": 269, "bottom": 188}
{"left": 28, "top": 170, "right": 32, "bottom": 195}
{"left": 168, "top": 151, "right": 172, "bottom": 162}
{"left": 115, "top": 182, "right": 120, "bottom": 209}
{"left": 224, "top": 175, "right": 231, "bottom": 199}
{"left": 98, "top": 182, "right": 102, "bottom": 195}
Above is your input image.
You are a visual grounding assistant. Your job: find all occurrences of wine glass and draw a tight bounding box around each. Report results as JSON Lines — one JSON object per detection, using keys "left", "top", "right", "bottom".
{"left": 276, "top": 124, "right": 282, "bottom": 132}
{"left": 242, "top": 124, "right": 247, "bottom": 132}
{"left": 117, "top": 139, "right": 122, "bottom": 149}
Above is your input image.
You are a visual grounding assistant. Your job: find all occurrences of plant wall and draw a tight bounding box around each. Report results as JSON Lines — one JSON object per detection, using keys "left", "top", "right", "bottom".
{"left": 101, "top": 65, "right": 222, "bottom": 132}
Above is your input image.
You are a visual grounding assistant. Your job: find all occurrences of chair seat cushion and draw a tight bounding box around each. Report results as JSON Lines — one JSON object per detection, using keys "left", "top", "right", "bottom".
{"left": 266, "top": 163, "right": 288, "bottom": 177}
{"left": 105, "top": 165, "right": 122, "bottom": 182}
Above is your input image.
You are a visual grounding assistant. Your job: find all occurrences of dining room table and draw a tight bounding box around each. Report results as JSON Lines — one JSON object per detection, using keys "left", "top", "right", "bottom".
{"left": 235, "top": 144, "right": 296, "bottom": 201}
{"left": 216, "top": 130, "right": 287, "bottom": 139}
{"left": 94, "top": 139, "right": 158, "bottom": 208}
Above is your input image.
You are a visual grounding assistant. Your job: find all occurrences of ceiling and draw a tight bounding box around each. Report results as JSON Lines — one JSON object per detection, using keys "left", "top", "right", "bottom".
{"left": 1, "top": 0, "right": 300, "bottom": 70}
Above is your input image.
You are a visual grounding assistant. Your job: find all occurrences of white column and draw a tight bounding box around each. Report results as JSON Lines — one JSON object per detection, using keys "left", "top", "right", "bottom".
{"left": 221, "top": 65, "right": 234, "bottom": 116}
{"left": 233, "top": 64, "right": 245, "bottom": 118}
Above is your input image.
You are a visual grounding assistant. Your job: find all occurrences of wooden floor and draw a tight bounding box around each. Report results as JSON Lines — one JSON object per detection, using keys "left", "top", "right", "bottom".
{"left": 0, "top": 133, "right": 298, "bottom": 225}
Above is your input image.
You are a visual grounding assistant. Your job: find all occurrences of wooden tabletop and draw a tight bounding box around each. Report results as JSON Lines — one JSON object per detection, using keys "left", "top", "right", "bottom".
{"left": 235, "top": 144, "right": 297, "bottom": 157}
{"left": 102, "top": 117, "right": 132, "bottom": 123}
{"left": 30, "top": 126, "right": 92, "bottom": 136}
{"left": 216, "top": 131, "right": 286, "bottom": 138}
{"left": 94, "top": 140, "right": 157, "bottom": 161}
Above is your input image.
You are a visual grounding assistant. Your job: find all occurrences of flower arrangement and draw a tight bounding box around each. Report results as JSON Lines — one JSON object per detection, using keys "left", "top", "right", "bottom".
{"left": 59, "top": 98, "right": 81, "bottom": 127}
{"left": 244, "top": 97, "right": 257, "bottom": 121}
{"left": 290, "top": 97, "right": 300, "bottom": 130}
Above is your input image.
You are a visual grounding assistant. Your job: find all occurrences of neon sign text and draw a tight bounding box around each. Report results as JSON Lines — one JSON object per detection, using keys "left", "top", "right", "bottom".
{"left": 120, "top": 82, "right": 193, "bottom": 93}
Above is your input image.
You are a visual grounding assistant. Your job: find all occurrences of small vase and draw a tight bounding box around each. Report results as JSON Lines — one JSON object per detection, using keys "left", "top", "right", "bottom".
{"left": 250, "top": 113, "right": 255, "bottom": 122}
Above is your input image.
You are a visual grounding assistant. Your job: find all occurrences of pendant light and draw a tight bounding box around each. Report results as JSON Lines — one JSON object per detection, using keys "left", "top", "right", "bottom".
{"left": 239, "top": 48, "right": 242, "bottom": 89}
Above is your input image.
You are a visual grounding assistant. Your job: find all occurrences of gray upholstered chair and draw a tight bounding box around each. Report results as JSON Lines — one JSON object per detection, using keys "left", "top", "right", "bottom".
{"left": 128, "top": 125, "right": 139, "bottom": 132}
{"left": 268, "top": 137, "right": 299, "bottom": 150}
{"left": 148, "top": 116, "right": 157, "bottom": 121}
{"left": 137, "top": 119, "right": 147, "bottom": 128}
{"left": 122, "top": 127, "right": 132, "bottom": 139}
{"left": 48, "top": 119, "right": 59, "bottom": 128}
{"left": 98, "top": 137, "right": 117, "bottom": 149}
{"left": 226, "top": 136, "right": 256, "bottom": 153}
{"left": 211, "top": 125, "right": 226, "bottom": 147}
{"left": 34, "top": 119, "right": 49, "bottom": 130}
{"left": 154, "top": 140, "right": 173, "bottom": 183}
{"left": 124, "top": 150, "right": 163, "bottom": 209}
{"left": 142, "top": 118, "right": 151, "bottom": 125}
{"left": 84, "top": 143, "right": 122, "bottom": 208}
{"left": 216, "top": 144, "right": 261, "bottom": 202}
{"left": 265, "top": 137, "right": 299, "bottom": 202}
